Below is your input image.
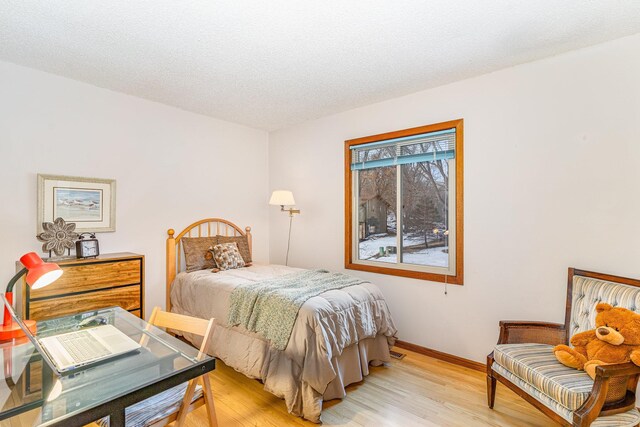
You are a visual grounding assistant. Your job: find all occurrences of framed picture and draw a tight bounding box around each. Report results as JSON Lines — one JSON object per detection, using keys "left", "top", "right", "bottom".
{"left": 37, "top": 174, "right": 116, "bottom": 233}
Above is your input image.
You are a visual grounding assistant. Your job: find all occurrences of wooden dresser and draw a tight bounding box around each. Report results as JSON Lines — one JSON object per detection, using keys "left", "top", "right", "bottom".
{"left": 19, "top": 252, "right": 145, "bottom": 321}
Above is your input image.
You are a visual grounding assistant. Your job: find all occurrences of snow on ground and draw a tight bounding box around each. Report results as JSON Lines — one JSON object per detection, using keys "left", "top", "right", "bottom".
{"left": 358, "top": 234, "right": 448, "bottom": 267}
{"left": 358, "top": 234, "right": 416, "bottom": 259}
{"left": 377, "top": 248, "right": 448, "bottom": 267}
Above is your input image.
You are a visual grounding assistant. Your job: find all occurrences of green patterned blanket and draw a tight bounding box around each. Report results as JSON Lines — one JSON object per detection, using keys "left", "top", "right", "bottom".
{"left": 227, "top": 269, "right": 366, "bottom": 350}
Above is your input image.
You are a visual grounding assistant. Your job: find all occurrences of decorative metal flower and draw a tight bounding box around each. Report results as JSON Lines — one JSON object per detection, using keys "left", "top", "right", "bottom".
{"left": 37, "top": 217, "right": 79, "bottom": 256}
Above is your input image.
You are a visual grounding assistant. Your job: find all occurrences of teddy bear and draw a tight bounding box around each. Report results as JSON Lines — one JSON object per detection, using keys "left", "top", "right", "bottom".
{"left": 553, "top": 302, "right": 640, "bottom": 379}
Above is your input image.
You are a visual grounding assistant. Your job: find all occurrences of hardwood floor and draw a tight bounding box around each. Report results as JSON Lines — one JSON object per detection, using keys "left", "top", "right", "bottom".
{"left": 183, "top": 347, "right": 554, "bottom": 427}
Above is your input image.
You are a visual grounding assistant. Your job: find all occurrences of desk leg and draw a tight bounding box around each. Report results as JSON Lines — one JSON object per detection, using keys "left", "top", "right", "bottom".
{"left": 109, "top": 408, "right": 125, "bottom": 426}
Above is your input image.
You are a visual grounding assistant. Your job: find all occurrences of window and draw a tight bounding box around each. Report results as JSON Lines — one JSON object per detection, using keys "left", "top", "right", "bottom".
{"left": 344, "top": 119, "right": 463, "bottom": 284}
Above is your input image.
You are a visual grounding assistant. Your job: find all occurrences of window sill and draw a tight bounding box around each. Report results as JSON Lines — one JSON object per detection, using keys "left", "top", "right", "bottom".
{"left": 345, "top": 261, "right": 463, "bottom": 285}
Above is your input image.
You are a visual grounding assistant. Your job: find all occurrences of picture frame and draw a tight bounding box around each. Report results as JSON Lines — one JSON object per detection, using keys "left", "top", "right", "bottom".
{"left": 37, "top": 174, "right": 116, "bottom": 233}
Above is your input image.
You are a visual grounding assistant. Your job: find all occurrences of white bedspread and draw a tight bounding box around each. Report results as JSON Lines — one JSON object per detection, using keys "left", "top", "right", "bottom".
{"left": 170, "top": 264, "right": 397, "bottom": 422}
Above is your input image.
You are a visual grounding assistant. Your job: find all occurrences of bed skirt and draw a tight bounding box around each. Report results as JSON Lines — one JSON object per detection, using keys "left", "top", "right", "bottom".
{"left": 177, "top": 320, "right": 393, "bottom": 423}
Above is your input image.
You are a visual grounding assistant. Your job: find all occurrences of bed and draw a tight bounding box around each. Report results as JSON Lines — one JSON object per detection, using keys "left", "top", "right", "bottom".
{"left": 165, "top": 218, "right": 397, "bottom": 423}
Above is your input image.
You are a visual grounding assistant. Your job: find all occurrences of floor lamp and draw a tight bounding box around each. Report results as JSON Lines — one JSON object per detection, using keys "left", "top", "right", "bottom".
{"left": 269, "top": 190, "right": 300, "bottom": 266}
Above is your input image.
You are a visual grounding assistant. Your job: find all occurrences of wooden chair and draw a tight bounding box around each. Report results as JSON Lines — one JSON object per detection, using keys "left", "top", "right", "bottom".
{"left": 99, "top": 308, "right": 218, "bottom": 427}
{"left": 487, "top": 268, "right": 640, "bottom": 426}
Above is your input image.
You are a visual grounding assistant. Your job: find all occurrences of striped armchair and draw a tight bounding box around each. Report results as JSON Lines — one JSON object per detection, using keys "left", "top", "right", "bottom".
{"left": 487, "top": 268, "right": 640, "bottom": 427}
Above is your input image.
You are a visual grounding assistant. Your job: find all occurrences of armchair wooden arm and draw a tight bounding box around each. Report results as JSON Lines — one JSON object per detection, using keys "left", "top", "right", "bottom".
{"left": 497, "top": 321, "right": 567, "bottom": 346}
{"left": 572, "top": 362, "right": 640, "bottom": 427}
{"left": 596, "top": 362, "right": 640, "bottom": 379}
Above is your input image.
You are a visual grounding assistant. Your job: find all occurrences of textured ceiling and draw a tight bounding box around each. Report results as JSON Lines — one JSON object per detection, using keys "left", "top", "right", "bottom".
{"left": 1, "top": 1, "right": 640, "bottom": 130}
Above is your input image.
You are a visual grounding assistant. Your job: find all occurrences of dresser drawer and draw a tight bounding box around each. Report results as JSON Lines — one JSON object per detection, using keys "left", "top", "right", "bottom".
{"left": 29, "top": 285, "right": 141, "bottom": 321}
{"left": 30, "top": 259, "right": 141, "bottom": 299}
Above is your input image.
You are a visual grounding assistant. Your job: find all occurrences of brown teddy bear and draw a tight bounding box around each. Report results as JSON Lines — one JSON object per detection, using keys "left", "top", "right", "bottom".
{"left": 554, "top": 302, "right": 640, "bottom": 379}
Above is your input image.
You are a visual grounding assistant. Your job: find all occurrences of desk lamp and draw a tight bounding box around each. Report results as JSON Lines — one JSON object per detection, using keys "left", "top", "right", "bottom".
{"left": 0, "top": 252, "right": 63, "bottom": 340}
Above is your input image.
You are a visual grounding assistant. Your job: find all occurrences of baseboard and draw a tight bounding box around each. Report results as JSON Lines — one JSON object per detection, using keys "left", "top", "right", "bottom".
{"left": 395, "top": 340, "right": 485, "bottom": 372}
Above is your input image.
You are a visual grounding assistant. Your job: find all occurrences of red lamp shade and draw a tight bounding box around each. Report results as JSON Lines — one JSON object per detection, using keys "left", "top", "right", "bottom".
{"left": 1, "top": 252, "right": 63, "bottom": 341}
{"left": 20, "top": 252, "right": 63, "bottom": 290}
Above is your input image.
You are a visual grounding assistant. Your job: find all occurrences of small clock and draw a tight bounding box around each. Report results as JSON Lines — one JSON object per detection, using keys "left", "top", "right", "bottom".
{"left": 76, "top": 233, "right": 100, "bottom": 259}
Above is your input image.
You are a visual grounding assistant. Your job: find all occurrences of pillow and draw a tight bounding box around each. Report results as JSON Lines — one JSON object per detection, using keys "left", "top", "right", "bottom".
{"left": 210, "top": 243, "right": 246, "bottom": 271}
{"left": 217, "top": 235, "right": 252, "bottom": 265}
{"left": 182, "top": 237, "right": 218, "bottom": 272}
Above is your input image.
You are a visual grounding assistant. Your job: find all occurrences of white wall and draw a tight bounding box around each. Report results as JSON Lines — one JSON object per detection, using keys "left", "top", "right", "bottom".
{"left": 269, "top": 34, "right": 640, "bottom": 362}
{"left": 0, "top": 61, "right": 270, "bottom": 318}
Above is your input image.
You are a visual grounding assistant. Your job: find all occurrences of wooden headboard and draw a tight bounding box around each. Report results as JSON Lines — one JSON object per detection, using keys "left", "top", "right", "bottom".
{"left": 166, "top": 218, "right": 252, "bottom": 311}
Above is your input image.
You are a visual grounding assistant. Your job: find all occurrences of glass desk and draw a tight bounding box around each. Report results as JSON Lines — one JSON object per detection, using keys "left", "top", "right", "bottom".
{"left": 0, "top": 307, "right": 215, "bottom": 426}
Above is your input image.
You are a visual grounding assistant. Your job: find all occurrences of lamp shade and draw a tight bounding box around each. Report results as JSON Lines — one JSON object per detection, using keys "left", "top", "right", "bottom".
{"left": 20, "top": 252, "right": 63, "bottom": 290}
{"left": 269, "top": 190, "right": 296, "bottom": 206}
{"left": 1, "top": 252, "right": 62, "bottom": 340}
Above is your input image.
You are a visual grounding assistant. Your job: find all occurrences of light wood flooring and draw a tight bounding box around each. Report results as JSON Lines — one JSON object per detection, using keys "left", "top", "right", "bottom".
{"left": 183, "top": 347, "right": 554, "bottom": 427}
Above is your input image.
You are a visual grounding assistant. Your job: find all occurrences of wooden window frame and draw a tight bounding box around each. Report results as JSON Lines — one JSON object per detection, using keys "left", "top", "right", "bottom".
{"left": 344, "top": 119, "right": 464, "bottom": 285}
